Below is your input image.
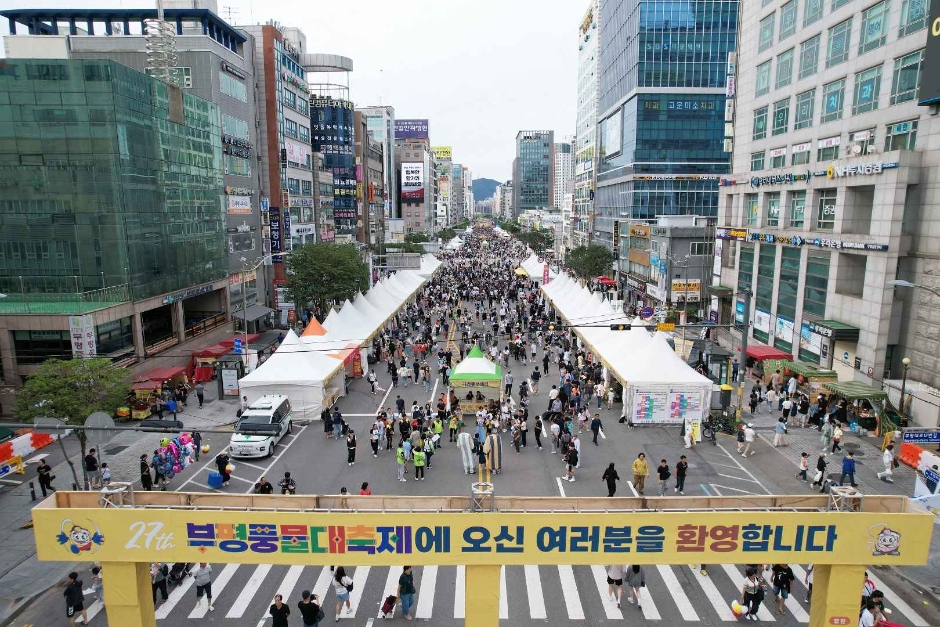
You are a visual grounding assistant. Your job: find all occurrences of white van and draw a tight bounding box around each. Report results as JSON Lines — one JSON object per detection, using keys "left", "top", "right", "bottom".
{"left": 229, "top": 395, "right": 293, "bottom": 458}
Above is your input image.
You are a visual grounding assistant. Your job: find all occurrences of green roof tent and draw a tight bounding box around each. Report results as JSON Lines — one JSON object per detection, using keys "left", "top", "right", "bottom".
{"left": 783, "top": 361, "right": 838, "bottom": 380}
{"left": 449, "top": 346, "right": 502, "bottom": 387}
{"left": 822, "top": 380, "right": 887, "bottom": 401}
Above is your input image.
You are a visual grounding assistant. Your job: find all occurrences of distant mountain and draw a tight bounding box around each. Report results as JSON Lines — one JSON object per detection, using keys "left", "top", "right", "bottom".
{"left": 471, "top": 178, "right": 500, "bottom": 200}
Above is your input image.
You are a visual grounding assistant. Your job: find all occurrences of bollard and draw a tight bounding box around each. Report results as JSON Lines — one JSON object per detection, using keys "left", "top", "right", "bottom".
{"left": 73, "top": 482, "right": 78, "bottom": 491}
{"left": 29, "top": 481, "right": 36, "bottom": 501}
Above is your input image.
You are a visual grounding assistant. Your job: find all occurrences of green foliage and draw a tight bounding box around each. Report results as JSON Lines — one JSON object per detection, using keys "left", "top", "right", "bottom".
{"left": 286, "top": 243, "right": 369, "bottom": 309}
{"left": 566, "top": 244, "right": 617, "bottom": 280}
{"left": 518, "top": 229, "right": 554, "bottom": 253}
{"left": 15, "top": 358, "right": 129, "bottom": 427}
{"left": 501, "top": 220, "right": 522, "bottom": 234}
{"left": 438, "top": 228, "right": 457, "bottom": 241}
{"left": 405, "top": 232, "right": 430, "bottom": 244}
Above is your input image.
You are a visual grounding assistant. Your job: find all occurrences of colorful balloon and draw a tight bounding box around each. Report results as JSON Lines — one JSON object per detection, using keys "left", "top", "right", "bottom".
{"left": 730, "top": 600, "right": 744, "bottom": 618}
{"left": 201, "top": 444, "right": 210, "bottom": 454}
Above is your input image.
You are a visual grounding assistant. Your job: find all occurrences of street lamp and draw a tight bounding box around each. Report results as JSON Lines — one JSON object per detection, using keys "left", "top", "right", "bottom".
{"left": 899, "top": 357, "right": 911, "bottom": 419}
{"left": 888, "top": 279, "right": 940, "bottom": 299}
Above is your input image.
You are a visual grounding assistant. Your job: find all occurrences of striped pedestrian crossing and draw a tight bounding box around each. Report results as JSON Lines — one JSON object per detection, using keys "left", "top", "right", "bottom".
{"left": 149, "top": 561, "right": 925, "bottom": 625}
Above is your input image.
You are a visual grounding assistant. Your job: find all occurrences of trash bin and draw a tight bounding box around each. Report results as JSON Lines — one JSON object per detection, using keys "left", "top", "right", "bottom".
{"left": 208, "top": 472, "right": 224, "bottom": 489}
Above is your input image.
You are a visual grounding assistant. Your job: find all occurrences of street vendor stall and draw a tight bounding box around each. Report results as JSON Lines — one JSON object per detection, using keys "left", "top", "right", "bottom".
{"left": 190, "top": 344, "right": 230, "bottom": 383}
{"left": 745, "top": 345, "right": 791, "bottom": 383}
{"left": 821, "top": 380, "right": 903, "bottom": 432}
{"left": 783, "top": 360, "right": 838, "bottom": 398}
{"left": 448, "top": 346, "right": 502, "bottom": 415}
{"left": 129, "top": 367, "right": 188, "bottom": 419}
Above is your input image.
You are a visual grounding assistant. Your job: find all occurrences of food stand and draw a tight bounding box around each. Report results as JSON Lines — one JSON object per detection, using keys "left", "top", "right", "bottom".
{"left": 448, "top": 346, "right": 502, "bottom": 415}
{"left": 821, "top": 380, "right": 904, "bottom": 432}
{"left": 190, "top": 344, "right": 230, "bottom": 383}
{"left": 129, "top": 367, "right": 188, "bottom": 419}
{"left": 783, "top": 360, "right": 838, "bottom": 398}
{"left": 746, "top": 345, "right": 791, "bottom": 384}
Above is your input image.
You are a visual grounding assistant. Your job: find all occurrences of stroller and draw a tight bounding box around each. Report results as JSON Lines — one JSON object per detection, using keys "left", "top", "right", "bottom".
{"left": 167, "top": 562, "right": 192, "bottom": 587}
{"left": 380, "top": 595, "right": 398, "bottom": 618}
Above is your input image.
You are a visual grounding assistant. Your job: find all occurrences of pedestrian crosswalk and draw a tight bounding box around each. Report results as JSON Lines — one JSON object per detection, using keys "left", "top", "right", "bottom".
{"left": 145, "top": 561, "right": 929, "bottom": 625}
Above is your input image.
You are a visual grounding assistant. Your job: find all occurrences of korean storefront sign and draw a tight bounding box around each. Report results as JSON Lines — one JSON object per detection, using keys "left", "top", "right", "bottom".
{"left": 227, "top": 195, "right": 252, "bottom": 214}
{"left": 822, "top": 162, "right": 898, "bottom": 179}
{"left": 68, "top": 315, "right": 97, "bottom": 358}
{"left": 671, "top": 280, "right": 702, "bottom": 303}
{"left": 629, "top": 224, "right": 650, "bottom": 237}
{"left": 269, "top": 207, "right": 282, "bottom": 262}
{"left": 32, "top": 508, "right": 932, "bottom": 566}
{"left": 749, "top": 172, "right": 811, "bottom": 188}
{"left": 748, "top": 232, "right": 889, "bottom": 252}
{"left": 164, "top": 284, "right": 214, "bottom": 305}
{"left": 624, "top": 276, "right": 646, "bottom": 294}
{"left": 715, "top": 227, "right": 749, "bottom": 242}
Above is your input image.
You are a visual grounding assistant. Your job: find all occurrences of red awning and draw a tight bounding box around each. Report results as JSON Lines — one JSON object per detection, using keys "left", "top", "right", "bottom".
{"left": 596, "top": 276, "right": 616, "bottom": 286}
{"left": 746, "top": 345, "right": 791, "bottom": 361}
{"left": 192, "top": 344, "right": 230, "bottom": 358}
{"left": 133, "top": 366, "right": 187, "bottom": 383}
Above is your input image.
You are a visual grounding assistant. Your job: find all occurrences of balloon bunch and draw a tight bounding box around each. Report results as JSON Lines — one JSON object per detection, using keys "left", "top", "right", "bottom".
{"left": 155, "top": 434, "right": 195, "bottom": 480}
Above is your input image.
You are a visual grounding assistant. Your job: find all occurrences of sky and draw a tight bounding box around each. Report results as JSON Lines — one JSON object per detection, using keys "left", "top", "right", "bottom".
{"left": 1, "top": 0, "right": 584, "bottom": 182}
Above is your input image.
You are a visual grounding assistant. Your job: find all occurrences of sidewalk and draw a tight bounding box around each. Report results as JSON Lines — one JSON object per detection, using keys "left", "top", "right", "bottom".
{"left": 0, "top": 377, "right": 243, "bottom": 625}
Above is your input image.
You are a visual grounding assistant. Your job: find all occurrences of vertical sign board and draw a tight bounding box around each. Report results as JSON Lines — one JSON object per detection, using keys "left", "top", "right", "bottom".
{"left": 269, "top": 207, "right": 282, "bottom": 263}
{"left": 919, "top": 0, "right": 940, "bottom": 104}
{"left": 542, "top": 263, "right": 550, "bottom": 284}
{"left": 68, "top": 315, "right": 97, "bottom": 358}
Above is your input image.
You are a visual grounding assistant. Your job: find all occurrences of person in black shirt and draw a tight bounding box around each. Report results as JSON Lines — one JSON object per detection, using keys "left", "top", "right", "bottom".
{"left": 297, "top": 590, "right": 322, "bottom": 626}
{"left": 255, "top": 476, "right": 274, "bottom": 495}
{"left": 37, "top": 459, "right": 54, "bottom": 497}
{"left": 140, "top": 454, "right": 153, "bottom": 491}
{"left": 269, "top": 594, "right": 290, "bottom": 627}
{"left": 84, "top": 448, "right": 100, "bottom": 489}
{"left": 771, "top": 564, "right": 795, "bottom": 615}
{"left": 675, "top": 455, "right": 689, "bottom": 495}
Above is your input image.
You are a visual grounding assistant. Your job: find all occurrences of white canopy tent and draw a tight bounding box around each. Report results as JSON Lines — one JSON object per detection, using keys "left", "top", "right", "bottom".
{"left": 520, "top": 253, "right": 557, "bottom": 283}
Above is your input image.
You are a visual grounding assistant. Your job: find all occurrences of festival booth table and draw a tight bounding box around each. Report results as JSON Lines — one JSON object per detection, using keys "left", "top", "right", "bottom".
{"left": 129, "top": 367, "right": 188, "bottom": 419}
{"left": 449, "top": 346, "right": 503, "bottom": 415}
{"left": 783, "top": 360, "right": 839, "bottom": 399}
{"left": 237, "top": 330, "right": 345, "bottom": 422}
{"left": 821, "top": 380, "right": 904, "bottom": 433}
{"left": 190, "top": 344, "right": 230, "bottom": 383}
{"left": 746, "top": 344, "right": 792, "bottom": 384}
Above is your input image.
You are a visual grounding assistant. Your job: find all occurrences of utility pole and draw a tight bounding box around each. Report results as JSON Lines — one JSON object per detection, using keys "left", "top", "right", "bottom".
{"left": 736, "top": 289, "right": 752, "bottom": 424}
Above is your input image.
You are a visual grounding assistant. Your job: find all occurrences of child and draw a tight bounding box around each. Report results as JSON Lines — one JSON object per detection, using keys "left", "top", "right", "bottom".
{"left": 797, "top": 453, "right": 809, "bottom": 482}
{"left": 100, "top": 463, "right": 111, "bottom": 486}
{"left": 91, "top": 565, "right": 104, "bottom": 605}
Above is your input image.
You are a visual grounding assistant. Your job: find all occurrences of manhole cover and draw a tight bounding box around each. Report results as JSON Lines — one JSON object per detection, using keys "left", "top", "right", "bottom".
{"left": 104, "top": 445, "right": 129, "bottom": 455}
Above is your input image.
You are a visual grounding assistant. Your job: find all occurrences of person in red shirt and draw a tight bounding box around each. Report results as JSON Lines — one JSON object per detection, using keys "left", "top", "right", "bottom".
{"left": 359, "top": 482, "right": 372, "bottom": 496}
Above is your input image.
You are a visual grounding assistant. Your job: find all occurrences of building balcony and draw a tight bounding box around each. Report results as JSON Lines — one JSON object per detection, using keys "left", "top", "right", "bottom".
{"left": 0, "top": 284, "right": 131, "bottom": 315}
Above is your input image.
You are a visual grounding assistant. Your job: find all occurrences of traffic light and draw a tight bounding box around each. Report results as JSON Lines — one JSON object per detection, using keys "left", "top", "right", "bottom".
{"left": 610, "top": 324, "right": 632, "bottom": 331}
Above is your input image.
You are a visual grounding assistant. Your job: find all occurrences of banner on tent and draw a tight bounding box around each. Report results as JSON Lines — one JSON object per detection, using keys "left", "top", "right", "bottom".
{"left": 632, "top": 389, "right": 705, "bottom": 428}
{"left": 451, "top": 379, "right": 500, "bottom": 389}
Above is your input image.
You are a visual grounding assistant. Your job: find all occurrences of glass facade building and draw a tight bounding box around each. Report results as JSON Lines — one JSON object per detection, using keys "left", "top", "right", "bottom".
{"left": 0, "top": 59, "right": 226, "bottom": 308}
{"left": 594, "top": 0, "right": 739, "bottom": 250}
{"left": 513, "top": 131, "right": 555, "bottom": 215}
{"left": 310, "top": 96, "right": 356, "bottom": 239}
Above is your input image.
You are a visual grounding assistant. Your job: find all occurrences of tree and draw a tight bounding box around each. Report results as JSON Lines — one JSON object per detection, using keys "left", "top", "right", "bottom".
{"left": 501, "top": 220, "right": 522, "bottom": 234}
{"left": 286, "top": 243, "right": 369, "bottom": 311}
{"left": 405, "top": 232, "right": 429, "bottom": 244}
{"left": 518, "top": 229, "right": 555, "bottom": 253}
{"left": 438, "top": 227, "right": 457, "bottom": 241}
{"left": 566, "top": 244, "right": 616, "bottom": 280}
{"left": 15, "top": 357, "right": 129, "bottom": 489}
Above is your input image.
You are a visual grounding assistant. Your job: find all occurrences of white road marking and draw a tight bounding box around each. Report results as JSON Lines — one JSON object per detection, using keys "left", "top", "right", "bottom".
{"left": 378, "top": 566, "right": 399, "bottom": 618}
{"left": 0, "top": 478, "right": 22, "bottom": 485}
{"left": 245, "top": 425, "right": 309, "bottom": 494}
{"left": 77, "top": 599, "right": 103, "bottom": 624}
{"left": 344, "top": 566, "right": 370, "bottom": 618}
{"left": 254, "top": 565, "right": 305, "bottom": 627}
{"left": 634, "top": 575, "right": 662, "bottom": 620}
{"left": 233, "top": 460, "right": 267, "bottom": 471}
{"left": 155, "top": 565, "right": 197, "bottom": 619}
{"left": 557, "top": 565, "right": 586, "bottom": 619}
{"left": 175, "top": 446, "right": 231, "bottom": 491}
{"left": 26, "top": 453, "right": 48, "bottom": 463}
{"left": 375, "top": 383, "right": 394, "bottom": 414}
{"left": 687, "top": 565, "right": 737, "bottom": 621}
{"left": 454, "top": 565, "right": 466, "bottom": 619}
{"left": 657, "top": 565, "right": 699, "bottom": 621}
{"left": 719, "top": 565, "right": 774, "bottom": 621}
{"left": 627, "top": 480, "right": 639, "bottom": 497}
{"left": 226, "top": 473, "right": 257, "bottom": 485}
{"left": 312, "top": 566, "right": 334, "bottom": 606}
{"left": 715, "top": 472, "right": 761, "bottom": 483}
{"left": 715, "top": 443, "right": 771, "bottom": 494}
{"left": 525, "top": 565, "right": 547, "bottom": 619}
{"left": 415, "top": 565, "right": 438, "bottom": 619}
{"left": 188, "top": 563, "right": 238, "bottom": 618}
{"left": 226, "top": 563, "right": 272, "bottom": 617}
{"left": 499, "top": 565, "right": 508, "bottom": 619}
{"left": 590, "top": 565, "right": 623, "bottom": 619}
{"left": 556, "top": 476, "right": 568, "bottom": 497}
{"left": 868, "top": 573, "right": 930, "bottom": 626}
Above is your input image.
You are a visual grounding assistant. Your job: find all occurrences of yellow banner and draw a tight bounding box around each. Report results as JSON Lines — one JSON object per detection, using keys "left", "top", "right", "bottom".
{"left": 433, "top": 146, "right": 452, "bottom": 160}
{"left": 33, "top": 509, "right": 931, "bottom": 567}
{"left": 450, "top": 379, "right": 500, "bottom": 389}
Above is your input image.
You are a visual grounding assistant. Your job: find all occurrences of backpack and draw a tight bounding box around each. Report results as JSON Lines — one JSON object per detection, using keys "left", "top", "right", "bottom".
{"left": 161, "top": 563, "right": 169, "bottom": 577}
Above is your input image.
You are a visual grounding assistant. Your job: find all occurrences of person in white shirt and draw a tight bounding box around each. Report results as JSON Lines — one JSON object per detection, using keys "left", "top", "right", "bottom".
{"left": 858, "top": 600, "right": 881, "bottom": 627}
{"left": 742, "top": 424, "right": 756, "bottom": 457}
{"left": 876, "top": 444, "right": 895, "bottom": 483}
{"left": 550, "top": 420, "right": 561, "bottom": 453}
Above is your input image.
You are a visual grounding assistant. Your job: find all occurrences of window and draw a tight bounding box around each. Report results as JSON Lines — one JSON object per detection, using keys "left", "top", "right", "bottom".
{"left": 302, "top": 180, "right": 312, "bottom": 196}
{"left": 775, "top": 247, "right": 801, "bottom": 352}
{"left": 804, "top": 252, "right": 830, "bottom": 317}
{"left": 833, "top": 0, "right": 851, "bottom": 8}
{"left": 860, "top": 1, "right": 889, "bottom": 53}
{"left": 884, "top": 119, "right": 918, "bottom": 150}
{"left": 755, "top": 246, "right": 777, "bottom": 339}
{"left": 746, "top": 194, "right": 760, "bottom": 227}
{"left": 756, "top": 61, "right": 772, "bottom": 96}
{"left": 284, "top": 89, "right": 296, "bottom": 109}
{"left": 739, "top": 246, "right": 755, "bottom": 292}
{"left": 816, "top": 188, "right": 837, "bottom": 229}
{"left": 851, "top": 128, "right": 877, "bottom": 153}
{"left": 753, "top": 106, "right": 768, "bottom": 140}
{"left": 772, "top": 98, "right": 790, "bottom": 136}
{"left": 821, "top": 79, "right": 845, "bottom": 123}
{"left": 776, "top": 49, "right": 794, "bottom": 89}
{"left": 752, "top": 151, "right": 766, "bottom": 171}
{"left": 297, "top": 97, "right": 308, "bottom": 116}
{"left": 795, "top": 89, "right": 815, "bottom": 129}
{"left": 770, "top": 149, "right": 787, "bottom": 168}
{"left": 222, "top": 114, "right": 249, "bottom": 140}
{"left": 780, "top": 0, "right": 798, "bottom": 39}
{"left": 759, "top": 14, "right": 776, "bottom": 52}
{"left": 804, "top": 0, "right": 824, "bottom": 26}
{"left": 299, "top": 125, "right": 310, "bottom": 143}
{"left": 220, "top": 72, "right": 247, "bottom": 102}
{"left": 285, "top": 119, "right": 298, "bottom": 138}
{"left": 691, "top": 242, "right": 714, "bottom": 256}
{"left": 224, "top": 154, "right": 250, "bottom": 176}
{"left": 799, "top": 35, "right": 820, "bottom": 79}
{"left": 286, "top": 178, "right": 301, "bottom": 195}
{"left": 827, "top": 20, "right": 852, "bottom": 68}
{"left": 852, "top": 66, "right": 883, "bottom": 114}
{"left": 789, "top": 190, "right": 806, "bottom": 227}
{"left": 900, "top": 0, "right": 929, "bottom": 36}
{"left": 13, "top": 330, "right": 72, "bottom": 365}
{"left": 767, "top": 192, "right": 782, "bottom": 227}
{"left": 817, "top": 140, "right": 840, "bottom": 161}
{"left": 891, "top": 51, "right": 923, "bottom": 104}
{"left": 791, "top": 149, "right": 811, "bottom": 165}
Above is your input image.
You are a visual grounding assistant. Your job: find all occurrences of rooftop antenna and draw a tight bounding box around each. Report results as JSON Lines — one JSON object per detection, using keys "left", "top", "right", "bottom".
{"left": 220, "top": 5, "right": 239, "bottom": 23}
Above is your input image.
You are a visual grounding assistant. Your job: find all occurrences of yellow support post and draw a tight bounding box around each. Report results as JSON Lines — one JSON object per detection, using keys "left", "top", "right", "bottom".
{"left": 100, "top": 562, "right": 156, "bottom": 627}
{"left": 465, "top": 564, "right": 500, "bottom": 627}
{"left": 808, "top": 564, "right": 865, "bottom": 627}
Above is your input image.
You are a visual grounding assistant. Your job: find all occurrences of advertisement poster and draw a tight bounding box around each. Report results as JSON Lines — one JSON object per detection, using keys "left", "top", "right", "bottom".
{"left": 633, "top": 390, "right": 670, "bottom": 424}
{"left": 402, "top": 163, "right": 425, "bottom": 202}
{"left": 227, "top": 196, "right": 252, "bottom": 214}
{"left": 775, "top": 315, "right": 795, "bottom": 344}
{"left": 735, "top": 300, "right": 746, "bottom": 324}
{"left": 394, "top": 119, "right": 430, "bottom": 140}
{"left": 285, "top": 140, "right": 309, "bottom": 165}
{"left": 221, "top": 367, "right": 240, "bottom": 396}
{"left": 68, "top": 314, "right": 97, "bottom": 358}
{"left": 754, "top": 308, "right": 771, "bottom": 334}
{"left": 800, "top": 322, "right": 822, "bottom": 356}
{"left": 602, "top": 110, "right": 622, "bottom": 157}
{"left": 433, "top": 146, "right": 452, "bottom": 160}
{"left": 670, "top": 391, "right": 704, "bottom": 436}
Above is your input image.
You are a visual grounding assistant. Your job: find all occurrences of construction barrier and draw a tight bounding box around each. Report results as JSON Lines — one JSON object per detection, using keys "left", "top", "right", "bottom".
{"left": 0, "top": 430, "right": 59, "bottom": 467}
{"left": 897, "top": 442, "right": 924, "bottom": 470}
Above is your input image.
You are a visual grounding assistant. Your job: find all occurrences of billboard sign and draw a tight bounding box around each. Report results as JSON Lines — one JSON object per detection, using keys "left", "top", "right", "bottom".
{"left": 68, "top": 314, "right": 97, "bottom": 358}
{"left": 395, "top": 119, "right": 429, "bottom": 140}
{"left": 919, "top": 0, "right": 940, "bottom": 103}
{"left": 402, "top": 163, "right": 425, "bottom": 202}
{"left": 284, "top": 140, "right": 309, "bottom": 165}
{"left": 433, "top": 146, "right": 452, "bottom": 160}
{"left": 602, "top": 109, "right": 622, "bottom": 158}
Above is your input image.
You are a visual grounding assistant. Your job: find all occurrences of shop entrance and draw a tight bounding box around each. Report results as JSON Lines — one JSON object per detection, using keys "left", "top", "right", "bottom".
{"left": 32, "top": 492, "right": 933, "bottom": 627}
{"left": 182, "top": 289, "right": 226, "bottom": 340}
{"left": 140, "top": 305, "right": 176, "bottom": 356}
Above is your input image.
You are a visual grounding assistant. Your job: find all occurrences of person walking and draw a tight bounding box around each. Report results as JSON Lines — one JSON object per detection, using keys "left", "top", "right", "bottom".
{"left": 803, "top": 565, "right": 814, "bottom": 603}
{"left": 740, "top": 567, "right": 763, "bottom": 621}
{"left": 151, "top": 562, "right": 169, "bottom": 606}
{"left": 368, "top": 370, "right": 378, "bottom": 395}
{"left": 839, "top": 451, "right": 858, "bottom": 487}
{"left": 564, "top": 445, "right": 579, "bottom": 482}
{"left": 37, "top": 458, "right": 55, "bottom": 497}
{"left": 771, "top": 564, "right": 795, "bottom": 616}
{"left": 192, "top": 562, "right": 214, "bottom": 611}
{"left": 624, "top": 565, "right": 645, "bottom": 609}
{"left": 269, "top": 594, "right": 290, "bottom": 627}
{"left": 215, "top": 452, "right": 231, "bottom": 487}
{"left": 370, "top": 425, "right": 380, "bottom": 458}
{"left": 591, "top": 413, "right": 603, "bottom": 445}
{"left": 84, "top": 448, "right": 100, "bottom": 489}
{"left": 632, "top": 453, "right": 649, "bottom": 495}
{"left": 457, "top": 432, "right": 475, "bottom": 475}
{"left": 736, "top": 423, "right": 746, "bottom": 454}
{"left": 332, "top": 567, "right": 353, "bottom": 620}
{"left": 602, "top": 462, "right": 620, "bottom": 497}
{"left": 811, "top": 455, "right": 829, "bottom": 491}
{"left": 675, "top": 455, "right": 688, "bottom": 494}
{"left": 606, "top": 564, "right": 626, "bottom": 608}
{"left": 656, "top": 459, "right": 671, "bottom": 496}
{"left": 797, "top": 452, "right": 809, "bottom": 482}
{"left": 831, "top": 423, "right": 844, "bottom": 454}
{"left": 397, "top": 565, "right": 416, "bottom": 621}
{"left": 346, "top": 430, "right": 357, "bottom": 466}
{"left": 64, "top": 572, "right": 88, "bottom": 627}
{"left": 504, "top": 370, "right": 513, "bottom": 397}
{"left": 534, "top": 415, "right": 543, "bottom": 450}
{"left": 192, "top": 430, "right": 202, "bottom": 461}
{"left": 742, "top": 423, "right": 756, "bottom": 457}
{"left": 773, "top": 417, "right": 789, "bottom": 447}
{"left": 877, "top": 444, "right": 896, "bottom": 483}
{"left": 820, "top": 418, "right": 834, "bottom": 452}
{"left": 297, "top": 590, "right": 323, "bottom": 627}
{"left": 140, "top": 454, "right": 153, "bottom": 491}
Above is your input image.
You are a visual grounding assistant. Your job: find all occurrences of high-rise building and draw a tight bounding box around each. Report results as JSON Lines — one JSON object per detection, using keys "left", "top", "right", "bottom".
{"left": 355, "top": 113, "right": 386, "bottom": 245}
{"left": 0, "top": 59, "right": 232, "bottom": 407}
{"left": 452, "top": 164, "right": 465, "bottom": 222}
{"left": 594, "top": 0, "right": 738, "bottom": 290}
{"left": 463, "top": 166, "right": 474, "bottom": 219}
{"left": 312, "top": 153, "right": 335, "bottom": 243}
{"left": 2, "top": 4, "right": 267, "bottom": 317}
{"left": 714, "top": 0, "right": 940, "bottom": 389}
{"left": 574, "top": 0, "right": 600, "bottom": 247}
{"left": 513, "top": 131, "right": 555, "bottom": 219}
{"left": 396, "top": 142, "right": 433, "bottom": 235}
{"left": 357, "top": 105, "right": 397, "bottom": 220}
{"left": 433, "top": 147, "right": 453, "bottom": 228}
{"left": 308, "top": 96, "right": 356, "bottom": 243}
{"left": 553, "top": 138, "right": 575, "bottom": 208}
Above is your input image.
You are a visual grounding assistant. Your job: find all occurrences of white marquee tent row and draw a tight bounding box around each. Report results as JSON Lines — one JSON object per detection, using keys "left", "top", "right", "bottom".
{"left": 238, "top": 258, "right": 443, "bottom": 421}
{"left": 540, "top": 272, "right": 712, "bottom": 435}
{"left": 518, "top": 253, "right": 558, "bottom": 283}
{"left": 444, "top": 236, "right": 464, "bottom": 250}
